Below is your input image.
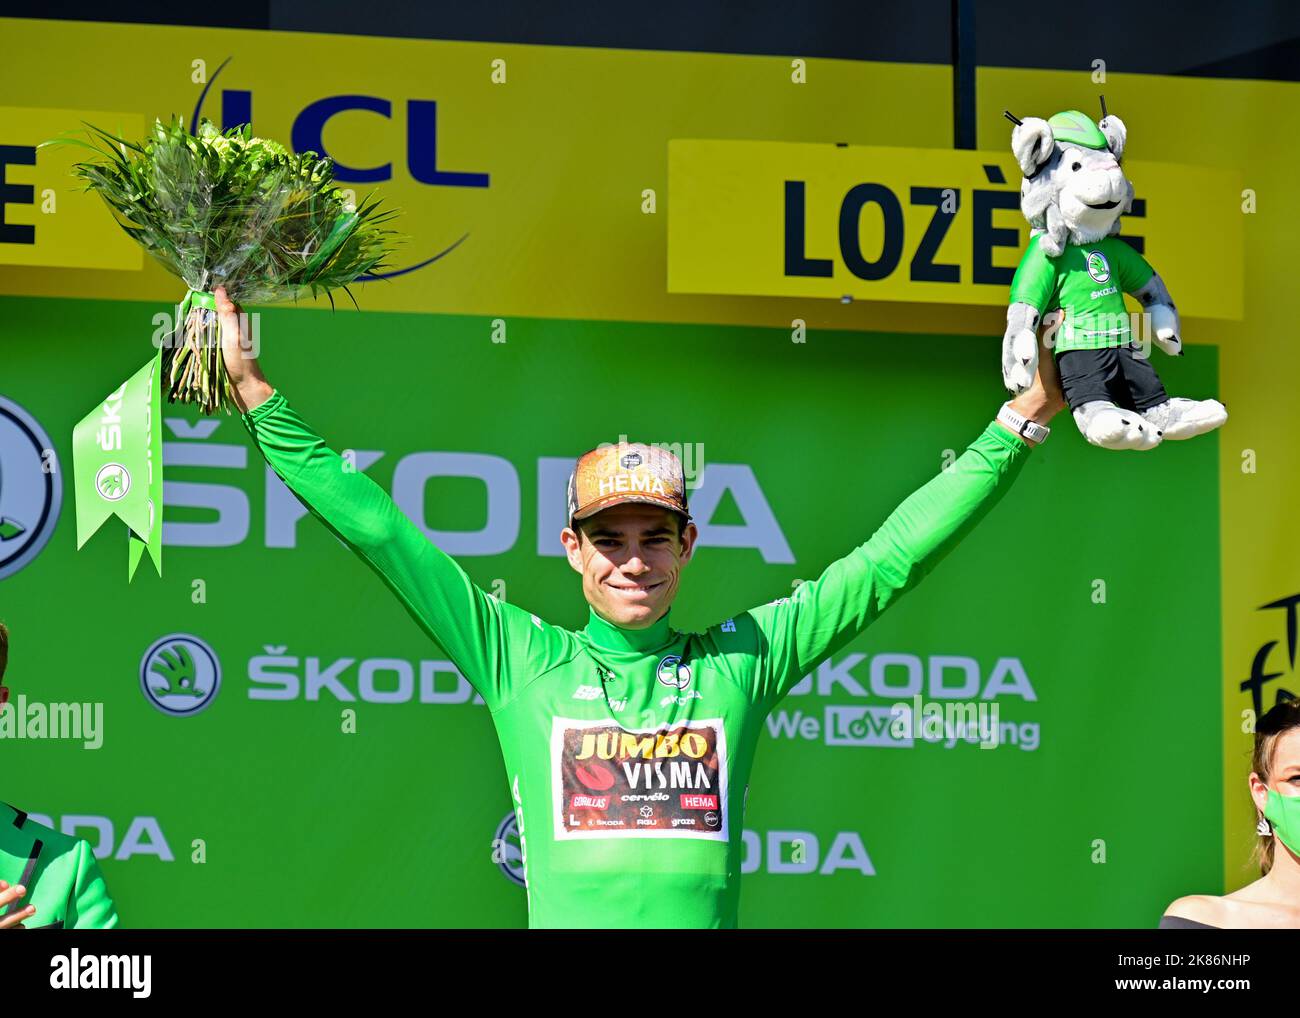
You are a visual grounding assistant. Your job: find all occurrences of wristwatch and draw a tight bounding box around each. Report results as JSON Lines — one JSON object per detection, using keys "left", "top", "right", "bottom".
{"left": 997, "top": 401, "right": 1051, "bottom": 444}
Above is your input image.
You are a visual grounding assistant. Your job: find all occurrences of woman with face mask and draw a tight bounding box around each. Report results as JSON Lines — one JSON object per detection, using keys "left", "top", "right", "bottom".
{"left": 1161, "top": 701, "right": 1300, "bottom": 928}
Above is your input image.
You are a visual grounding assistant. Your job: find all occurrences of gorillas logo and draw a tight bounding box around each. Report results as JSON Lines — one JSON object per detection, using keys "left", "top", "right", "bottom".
{"left": 1085, "top": 251, "right": 1111, "bottom": 284}
{"left": 0, "top": 397, "right": 62, "bottom": 580}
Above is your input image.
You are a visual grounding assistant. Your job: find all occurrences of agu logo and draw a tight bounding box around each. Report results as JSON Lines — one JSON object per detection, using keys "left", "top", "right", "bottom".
{"left": 0, "top": 397, "right": 62, "bottom": 581}
{"left": 1085, "top": 250, "right": 1111, "bottom": 284}
{"left": 140, "top": 634, "right": 222, "bottom": 716}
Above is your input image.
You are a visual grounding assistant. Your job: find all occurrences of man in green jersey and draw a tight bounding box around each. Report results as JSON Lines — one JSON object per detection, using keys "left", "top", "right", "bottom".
{"left": 0, "top": 623, "right": 120, "bottom": 930}
{"left": 216, "top": 286, "right": 1061, "bottom": 928}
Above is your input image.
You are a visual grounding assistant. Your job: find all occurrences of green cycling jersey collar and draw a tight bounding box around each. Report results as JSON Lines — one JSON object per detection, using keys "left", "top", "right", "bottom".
{"left": 582, "top": 606, "right": 676, "bottom": 653}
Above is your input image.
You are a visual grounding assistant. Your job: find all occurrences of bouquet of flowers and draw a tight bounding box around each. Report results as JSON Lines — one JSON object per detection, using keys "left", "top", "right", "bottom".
{"left": 42, "top": 116, "right": 399, "bottom": 578}
{"left": 50, "top": 115, "right": 399, "bottom": 413}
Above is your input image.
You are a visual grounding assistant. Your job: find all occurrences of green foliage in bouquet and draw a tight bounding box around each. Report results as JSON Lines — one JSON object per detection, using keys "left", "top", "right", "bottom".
{"left": 45, "top": 116, "right": 400, "bottom": 413}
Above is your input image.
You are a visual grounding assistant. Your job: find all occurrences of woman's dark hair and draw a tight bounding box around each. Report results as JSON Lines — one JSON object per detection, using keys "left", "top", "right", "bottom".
{"left": 1253, "top": 698, "right": 1300, "bottom": 875}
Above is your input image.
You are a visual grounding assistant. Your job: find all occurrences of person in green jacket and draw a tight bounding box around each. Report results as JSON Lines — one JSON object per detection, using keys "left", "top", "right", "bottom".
{"left": 216, "top": 286, "right": 1063, "bottom": 929}
{"left": 0, "top": 623, "right": 120, "bottom": 929}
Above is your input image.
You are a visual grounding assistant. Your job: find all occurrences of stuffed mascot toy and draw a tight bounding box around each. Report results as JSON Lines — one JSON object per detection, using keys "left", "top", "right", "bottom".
{"left": 1001, "top": 101, "right": 1228, "bottom": 450}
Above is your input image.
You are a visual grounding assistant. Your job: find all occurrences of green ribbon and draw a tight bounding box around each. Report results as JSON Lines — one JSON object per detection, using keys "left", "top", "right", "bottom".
{"left": 176, "top": 287, "right": 217, "bottom": 321}
{"left": 71, "top": 290, "right": 218, "bottom": 579}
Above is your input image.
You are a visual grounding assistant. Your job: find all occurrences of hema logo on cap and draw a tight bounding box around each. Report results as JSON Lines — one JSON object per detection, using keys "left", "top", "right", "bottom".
{"left": 597, "top": 471, "right": 668, "bottom": 498}
{"left": 567, "top": 436, "right": 697, "bottom": 523}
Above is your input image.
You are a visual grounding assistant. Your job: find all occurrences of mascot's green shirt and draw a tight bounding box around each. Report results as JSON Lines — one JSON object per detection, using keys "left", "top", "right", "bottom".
{"left": 0, "top": 803, "right": 119, "bottom": 928}
{"left": 1010, "top": 234, "right": 1155, "bottom": 353}
{"left": 243, "top": 391, "right": 1030, "bottom": 928}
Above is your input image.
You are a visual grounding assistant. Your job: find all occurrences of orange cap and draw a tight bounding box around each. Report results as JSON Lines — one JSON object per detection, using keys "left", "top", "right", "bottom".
{"left": 566, "top": 442, "right": 690, "bottom": 527}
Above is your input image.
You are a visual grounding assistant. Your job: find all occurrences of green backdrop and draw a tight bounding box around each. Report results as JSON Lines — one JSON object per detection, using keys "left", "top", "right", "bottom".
{"left": 0, "top": 293, "right": 1221, "bottom": 926}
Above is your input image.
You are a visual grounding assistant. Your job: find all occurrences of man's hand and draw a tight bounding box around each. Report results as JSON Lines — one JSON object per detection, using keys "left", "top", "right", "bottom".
{"left": 215, "top": 286, "right": 274, "bottom": 414}
{"left": 0, "top": 881, "right": 35, "bottom": 929}
{"left": 997, "top": 318, "right": 1066, "bottom": 447}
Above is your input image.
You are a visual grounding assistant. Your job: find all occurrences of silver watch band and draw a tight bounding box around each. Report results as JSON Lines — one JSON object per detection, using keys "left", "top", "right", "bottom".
{"left": 998, "top": 401, "right": 1050, "bottom": 444}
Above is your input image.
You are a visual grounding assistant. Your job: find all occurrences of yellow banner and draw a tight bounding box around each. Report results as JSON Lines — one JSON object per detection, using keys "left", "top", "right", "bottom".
{"left": 0, "top": 16, "right": 950, "bottom": 328}
{"left": 0, "top": 106, "right": 144, "bottom": 270}
{"left": 667, "top": 138, "right": 1243, "bottom": 319}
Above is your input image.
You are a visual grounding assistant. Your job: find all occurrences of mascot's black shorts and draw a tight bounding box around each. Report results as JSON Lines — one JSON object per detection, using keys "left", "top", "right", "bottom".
{"left": 1056, "top": 345, "right": 1169, "bottom": 413}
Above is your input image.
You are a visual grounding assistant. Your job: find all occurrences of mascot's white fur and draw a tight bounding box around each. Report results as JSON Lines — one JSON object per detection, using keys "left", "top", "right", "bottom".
{"left": 1002, "top": 105, "right": 1227, "bottom": 450}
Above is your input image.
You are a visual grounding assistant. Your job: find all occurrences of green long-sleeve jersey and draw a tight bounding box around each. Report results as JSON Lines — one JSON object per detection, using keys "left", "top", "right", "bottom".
{"left": 1, "top": 803, "right": 119, "bottom": 929}
{"left": 242, "top": 392, "right": 1030, "bottom": 928}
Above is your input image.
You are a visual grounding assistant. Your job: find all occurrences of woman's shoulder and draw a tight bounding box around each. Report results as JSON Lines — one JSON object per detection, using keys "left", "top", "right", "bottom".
{"left": 1162, "top": 894, "right": 1226, "bottom": 927}
{"left": 1165, "top": 879, "right": 1300, "bottom": 928}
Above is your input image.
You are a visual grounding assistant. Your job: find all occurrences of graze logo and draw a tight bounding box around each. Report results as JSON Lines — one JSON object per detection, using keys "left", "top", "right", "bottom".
{"left": 94, "top": 462, "right": 130, "bottom": 501}
{"left": 1086, "top": 250, "right": 1111, "bottom": 284}
{"left": 153, "top": 423, "right": 792, "bottom": 563}
{"left": 656, "top": 655, "right": 692, "bottom": 690}
{"left": 0, "top": 396, "right": 61, "bottom": 580}
{"left": 765, "top": 651, "right": 1041, "bottom": 751}
{"left": 493, "top": 811, "right": 526, "bottom": 887}
{"left": 1241, "top": 593, "right": 1299, "bottom": 718}
{"left": 140, "top": 635, "right": 221, "bottom": 716}
{"left": 552, "top": 718, "right": 728, "bottom": 840}
{"left": 191, "top": 57, "right": 487, "bottom": 281}
{"left": 620, "top": 452, "right": 642, "bottom": 469}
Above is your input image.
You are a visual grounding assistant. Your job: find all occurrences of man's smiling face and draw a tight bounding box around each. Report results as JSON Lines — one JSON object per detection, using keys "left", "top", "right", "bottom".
{"left": 561, "top": 503, "right": 698, "bottom": 629}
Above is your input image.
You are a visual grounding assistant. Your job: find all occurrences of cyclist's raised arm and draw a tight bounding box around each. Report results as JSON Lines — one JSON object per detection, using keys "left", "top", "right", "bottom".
{"left": 743, "top": 417, "right": 1033, "bottom": 707}
{"left": 219, "top": 288, "right": 563, "bottom": 711}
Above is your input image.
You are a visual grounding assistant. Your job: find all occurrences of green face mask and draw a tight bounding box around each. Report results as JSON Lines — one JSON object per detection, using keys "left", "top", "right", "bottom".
{"left": 1263, "top": 789, "right": 1300, "bottom": 857}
